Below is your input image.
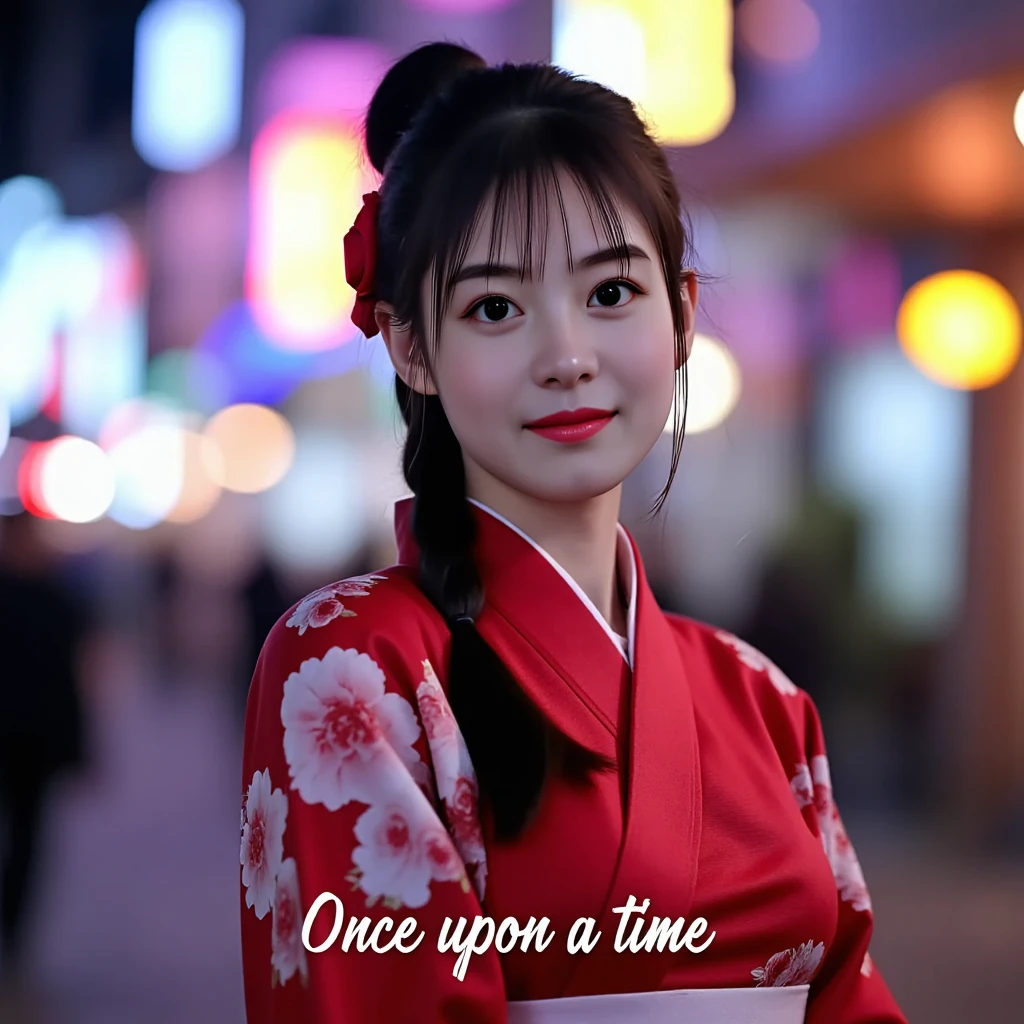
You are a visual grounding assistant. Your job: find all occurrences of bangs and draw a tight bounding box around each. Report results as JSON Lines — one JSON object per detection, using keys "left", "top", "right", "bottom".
{"left": 399, "top": 111, "right": 674, "bottom": 354}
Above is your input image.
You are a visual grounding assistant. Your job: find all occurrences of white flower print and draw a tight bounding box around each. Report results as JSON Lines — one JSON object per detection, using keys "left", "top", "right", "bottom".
{"left": 752, "top": 939, "right": 825, "bottom": 987}
{"left": 790, "top": 762, "right": 814, "bottom": 808}
{"left": 415, "top": 659, "right": 488, "bottom": 899}
{"left": 271, "top": 857, "right": 308, "bottom": 986}
{"left": 716, "top": 630, "right": 799, "bottom": 696}
{"left": 812, "top": 755, "right": 871, "bottom": 911}
{"left": 861, "top": 951, "right": 874, "bottom": 978}
{"left": 285, "top": 575, "right": 388, "bottom": 635}
{"left": 240, "top": 769, "right": 288, "bottom": 920}
{"left": 790, "top": 756, "right": 872, "bottom": 912}
{"left": 281, "top": 647, "right": 427, "bottom": 812}
{"left": 350, "top": 789, "right": 466, "bottom": 909}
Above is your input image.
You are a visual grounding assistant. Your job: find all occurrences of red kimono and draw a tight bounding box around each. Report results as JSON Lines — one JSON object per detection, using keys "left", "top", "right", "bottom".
{"left": 240, "top": 497, "right": 907, "bottom": 1023}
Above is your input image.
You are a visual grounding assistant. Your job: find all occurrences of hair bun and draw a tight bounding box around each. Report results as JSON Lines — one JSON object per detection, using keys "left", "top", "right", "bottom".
{"left": 365, "top": 42, "right": 486, "bottom": 174}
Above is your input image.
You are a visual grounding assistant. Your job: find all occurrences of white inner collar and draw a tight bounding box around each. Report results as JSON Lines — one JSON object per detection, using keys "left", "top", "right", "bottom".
{"left": 467, "top": 497, "right": 637, "bottom": 669}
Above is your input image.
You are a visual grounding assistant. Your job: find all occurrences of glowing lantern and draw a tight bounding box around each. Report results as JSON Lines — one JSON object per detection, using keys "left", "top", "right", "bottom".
{"left": 248, "top": 115, "right": 371, "bottom": 350}
{"left": 203, "top": 403, "right": 294, "bottom": 493}
{"left": 897, "top": 271, "right": 1022, "bottom": 390}
{"left": 663, "top": 333, "right": 742, "bottom": 435}
{"left": 553, "top": 0, "right": 734, "bottom": 145}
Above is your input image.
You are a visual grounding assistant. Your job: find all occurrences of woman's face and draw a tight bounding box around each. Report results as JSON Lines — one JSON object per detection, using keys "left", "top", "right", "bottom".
{"left": 390, "top": 170, "right": 695, "bottom": 506}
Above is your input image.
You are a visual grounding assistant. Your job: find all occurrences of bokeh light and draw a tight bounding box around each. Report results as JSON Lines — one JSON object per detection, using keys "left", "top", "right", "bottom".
{"left": 261, "top": 431, "right": 364, "bottom": 572}
{"left": 247, "top": 115, "right": 370, "bottom": 349}
{"left": 106, "top": 420, "right": 186, "bottom": 529}
{"left": 132, "top": 0, "right": 245, "bottom": 172}
{"left": 736, "top": 0, "right": 820, "bottom": 66}
{"left": 0, "top": 176, "right": 62, "bottom": 270}
{"left": 165, "top": 430, "right": 225, "bottom": 524}
{"left": 38, "top": 436, "right": 116, "bottom": 523}
{"left": 664, "top": 334, "right": 742, "bottom": 435}
{"left": 1015, "top": 90, "right": 1024, "bottom": 149}
{"left": 406, "top": 0, "right": 515, "bottom": 11}
{"left": 203, "top": 403, "right": 295, "bottom": 494}
{"left": 897, "top": 270, "right": 1022, "bottom": 390}
{"left": 913, "top": 84, "right": 1018, "bottom": 220}
{"left": 0, "top": 400, "right": 9, "bottom": 458}
{"left": 553, "top": 0, "right": 734, "bottom": 146}
{"left": 17, "top": 441, "right": 57, "bottom": 519}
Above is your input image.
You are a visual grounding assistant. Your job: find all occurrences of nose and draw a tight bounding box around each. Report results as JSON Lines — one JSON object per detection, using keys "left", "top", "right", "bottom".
{"left": 531, "top": 310, "right": 599, "bottom": 389}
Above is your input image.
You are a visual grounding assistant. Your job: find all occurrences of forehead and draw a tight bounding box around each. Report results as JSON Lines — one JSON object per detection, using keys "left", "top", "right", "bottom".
{"left": 460, "top": 164, "right": 651, "bottom": 270}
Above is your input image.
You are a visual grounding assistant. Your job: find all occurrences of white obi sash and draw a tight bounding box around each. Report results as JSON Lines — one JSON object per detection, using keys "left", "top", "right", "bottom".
{"left": 507, "top": 985, "right": 810, "bottom": 1024}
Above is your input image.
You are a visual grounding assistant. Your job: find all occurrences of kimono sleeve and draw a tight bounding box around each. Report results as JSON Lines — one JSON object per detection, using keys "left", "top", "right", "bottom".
{"left": 239, "top": 596, "right": 507, "bottom": 1024}
{"left": 793, "top": 692, "right": 908, "bottom": 1024}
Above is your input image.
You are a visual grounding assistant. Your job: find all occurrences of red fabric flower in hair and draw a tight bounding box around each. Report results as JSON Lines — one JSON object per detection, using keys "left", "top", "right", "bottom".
{"left": 343, "top": 190, "right": 381, "bottom": 338}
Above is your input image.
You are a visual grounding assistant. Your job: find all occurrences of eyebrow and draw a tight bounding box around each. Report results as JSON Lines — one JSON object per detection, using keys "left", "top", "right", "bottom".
{"left": 450, "top": 243, "right": 651, "bottom": 286}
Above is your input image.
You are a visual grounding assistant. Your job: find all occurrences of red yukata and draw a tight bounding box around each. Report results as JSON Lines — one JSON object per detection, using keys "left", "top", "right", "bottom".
{"left": 240, "top": 497, "right": 907, "bottom": 1023}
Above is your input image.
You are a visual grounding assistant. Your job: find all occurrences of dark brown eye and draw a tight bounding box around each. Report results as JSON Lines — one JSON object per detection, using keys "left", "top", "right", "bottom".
{"left": 589, "top": 281, "right": 638, "bottom": 308}
{"left": 481, "top": 296, "right": 511, "bottom": 321}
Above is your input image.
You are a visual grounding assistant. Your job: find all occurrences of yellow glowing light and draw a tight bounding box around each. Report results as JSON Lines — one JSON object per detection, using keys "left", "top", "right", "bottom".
{"left": 897, "top": 271, "right": 1022, "bottom": 390}
{"left": 248, "top": 114, "right": 370, "bottom": 349}
{"left": 166, "top": 430, "right": 224, "bottom": 523}
{"left": 203, "top": 403, "right": 295, "bottom": 493}
{"left": 38, "top": 435, "right": 116, "bottom": 523}
{"left": 553, "top": 0, "right": 734, "bottom": 146}
{"left": 663, "top": 333, "right": 742, "bottom": 435}
{"left": 1014, "top": 90, "right": 1024, "bottom": 149}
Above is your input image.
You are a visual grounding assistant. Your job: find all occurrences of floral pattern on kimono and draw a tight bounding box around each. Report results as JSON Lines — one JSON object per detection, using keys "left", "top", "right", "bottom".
{"left": 280, "top": 645, "right": 474, "bottom": 910}
{"left": 715, "top": 629, "right": 799, "bottom": 696}
{"left": 285, "top": 575, "right": 388, "bottom": 635}
{"left": 752, "top": 939, "right": 825, "bottom": 987}
{"left": 790, "top": 756, "right": 872, "bottom": 912}
{"left": 415, "top": 658, "right": 488, "bottom": 899}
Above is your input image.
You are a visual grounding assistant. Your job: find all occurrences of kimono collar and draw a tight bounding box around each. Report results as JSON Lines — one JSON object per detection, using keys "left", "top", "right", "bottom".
{"left": 393, "top": 495, "right": 638, "bottom": 668}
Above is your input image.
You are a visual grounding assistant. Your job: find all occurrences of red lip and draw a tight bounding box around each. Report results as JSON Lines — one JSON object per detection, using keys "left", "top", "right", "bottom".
{"left": 524, "top": 407, "right": 615, "bottom": 428}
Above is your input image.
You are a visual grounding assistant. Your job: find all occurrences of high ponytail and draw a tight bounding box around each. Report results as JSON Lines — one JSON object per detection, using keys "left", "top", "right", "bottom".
{"left": 363, "top": 43, "right": 694, "bottom": 839}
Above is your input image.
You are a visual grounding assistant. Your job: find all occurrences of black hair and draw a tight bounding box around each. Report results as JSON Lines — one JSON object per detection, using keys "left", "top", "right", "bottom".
{"left": 363, "top": 42, "right": 694, "bottom": 840}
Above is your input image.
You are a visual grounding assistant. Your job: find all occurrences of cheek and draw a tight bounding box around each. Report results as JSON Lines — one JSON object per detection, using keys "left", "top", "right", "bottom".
{"left": 433, "top": 340, "right": 522, "bottom": 432}
{"left": 614, "top": 306, "right": 677, "bottom": 404}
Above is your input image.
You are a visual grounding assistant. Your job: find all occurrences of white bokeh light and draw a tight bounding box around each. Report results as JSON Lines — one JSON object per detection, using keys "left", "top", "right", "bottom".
{"left": 664, "top": 333, "right": 743, "bottom": 435}
{"left": 39, "top": 436, "right": 116, "bottom": 523}
{"left": 106, "top": 421, "right": 186, "bottom": 529}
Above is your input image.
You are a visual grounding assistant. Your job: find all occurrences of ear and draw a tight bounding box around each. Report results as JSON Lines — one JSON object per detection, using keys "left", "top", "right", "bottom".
{"left": 676, "top": 270, "right": 699, "bottom": 370}
{"left": 374, "top": 302, "right": 437, "bottom": 396}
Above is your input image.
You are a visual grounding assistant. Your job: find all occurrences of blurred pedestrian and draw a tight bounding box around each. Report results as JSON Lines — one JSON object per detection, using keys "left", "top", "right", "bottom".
{"left": 0, "top": 512, "right": 89, "bottom": 978}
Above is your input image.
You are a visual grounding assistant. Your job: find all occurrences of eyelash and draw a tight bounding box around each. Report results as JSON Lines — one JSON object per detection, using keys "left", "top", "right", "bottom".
{"left": 462, "top": 279, "right": 643, "bottom": 322}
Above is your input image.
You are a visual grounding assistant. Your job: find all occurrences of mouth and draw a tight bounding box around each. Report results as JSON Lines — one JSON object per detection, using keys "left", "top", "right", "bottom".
{"left": 524, "top": 408, "right": 616, "bottom": 444}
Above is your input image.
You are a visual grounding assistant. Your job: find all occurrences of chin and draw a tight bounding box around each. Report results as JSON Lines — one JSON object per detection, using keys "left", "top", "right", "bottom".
{"left": 506, "top": 462, "right": 635, "bottom": 505}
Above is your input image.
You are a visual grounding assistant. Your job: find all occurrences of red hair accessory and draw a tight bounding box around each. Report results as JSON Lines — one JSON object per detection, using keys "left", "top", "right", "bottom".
{"left": 343, "top": 190, "right": 381, "bottom": 338}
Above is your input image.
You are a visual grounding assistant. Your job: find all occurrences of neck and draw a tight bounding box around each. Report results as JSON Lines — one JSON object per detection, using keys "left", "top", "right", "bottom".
{"left": 464, "top": 464, "right": 626, "bottom": 635}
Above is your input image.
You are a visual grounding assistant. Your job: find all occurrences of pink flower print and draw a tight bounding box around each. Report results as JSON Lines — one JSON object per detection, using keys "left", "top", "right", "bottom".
{"left": 715, "top": 630, "right": 798, "bottom": 696}
{"left": 333, "top": 574, "right": 387, "bottom": 596}
{"left": 447, "top": 775, "right": 487, "bottom": 898}
{"left": 790, "top": 763, "right": 814, "bottom": 809}
{"left": 416, "top": 660, "right": 458, "bottom": 745}
{"left": 811, "top": 755, "right": 871, "bottom": 912}
{"left": 752, "top": 939, "right": 824, "bottom": 987}
{"left": 271, "top": 857, "right": 308, "bottom": 986}
{"left": 285, "top": 576, "right": 386, "bottom": 635}
{"left": 420, "top": 823, "right": 465, "bottom": 885}
{"left": 240, "top": 769, "right": 288, "bottom": 920}
{"left": 861, "top": 951, "right": 874, "bottom": 977}
{"left": 281, "top": 647, "right": 425, "bottom": 812}
{"left": 351, "top": 793, "right": 442, "bottom": 909}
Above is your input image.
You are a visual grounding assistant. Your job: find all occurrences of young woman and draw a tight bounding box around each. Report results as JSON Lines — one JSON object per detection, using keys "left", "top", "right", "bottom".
{"left": 240, "top": 43, "right": 907, "bottom": 1024}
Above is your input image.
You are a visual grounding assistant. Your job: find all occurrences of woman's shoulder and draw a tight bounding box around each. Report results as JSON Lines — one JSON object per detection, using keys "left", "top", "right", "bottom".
{"left": 664, "top": 612, "right": 817, "bottom": 740}
{"left": 252, "top": 566, "right": 446, "bottom": 703}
